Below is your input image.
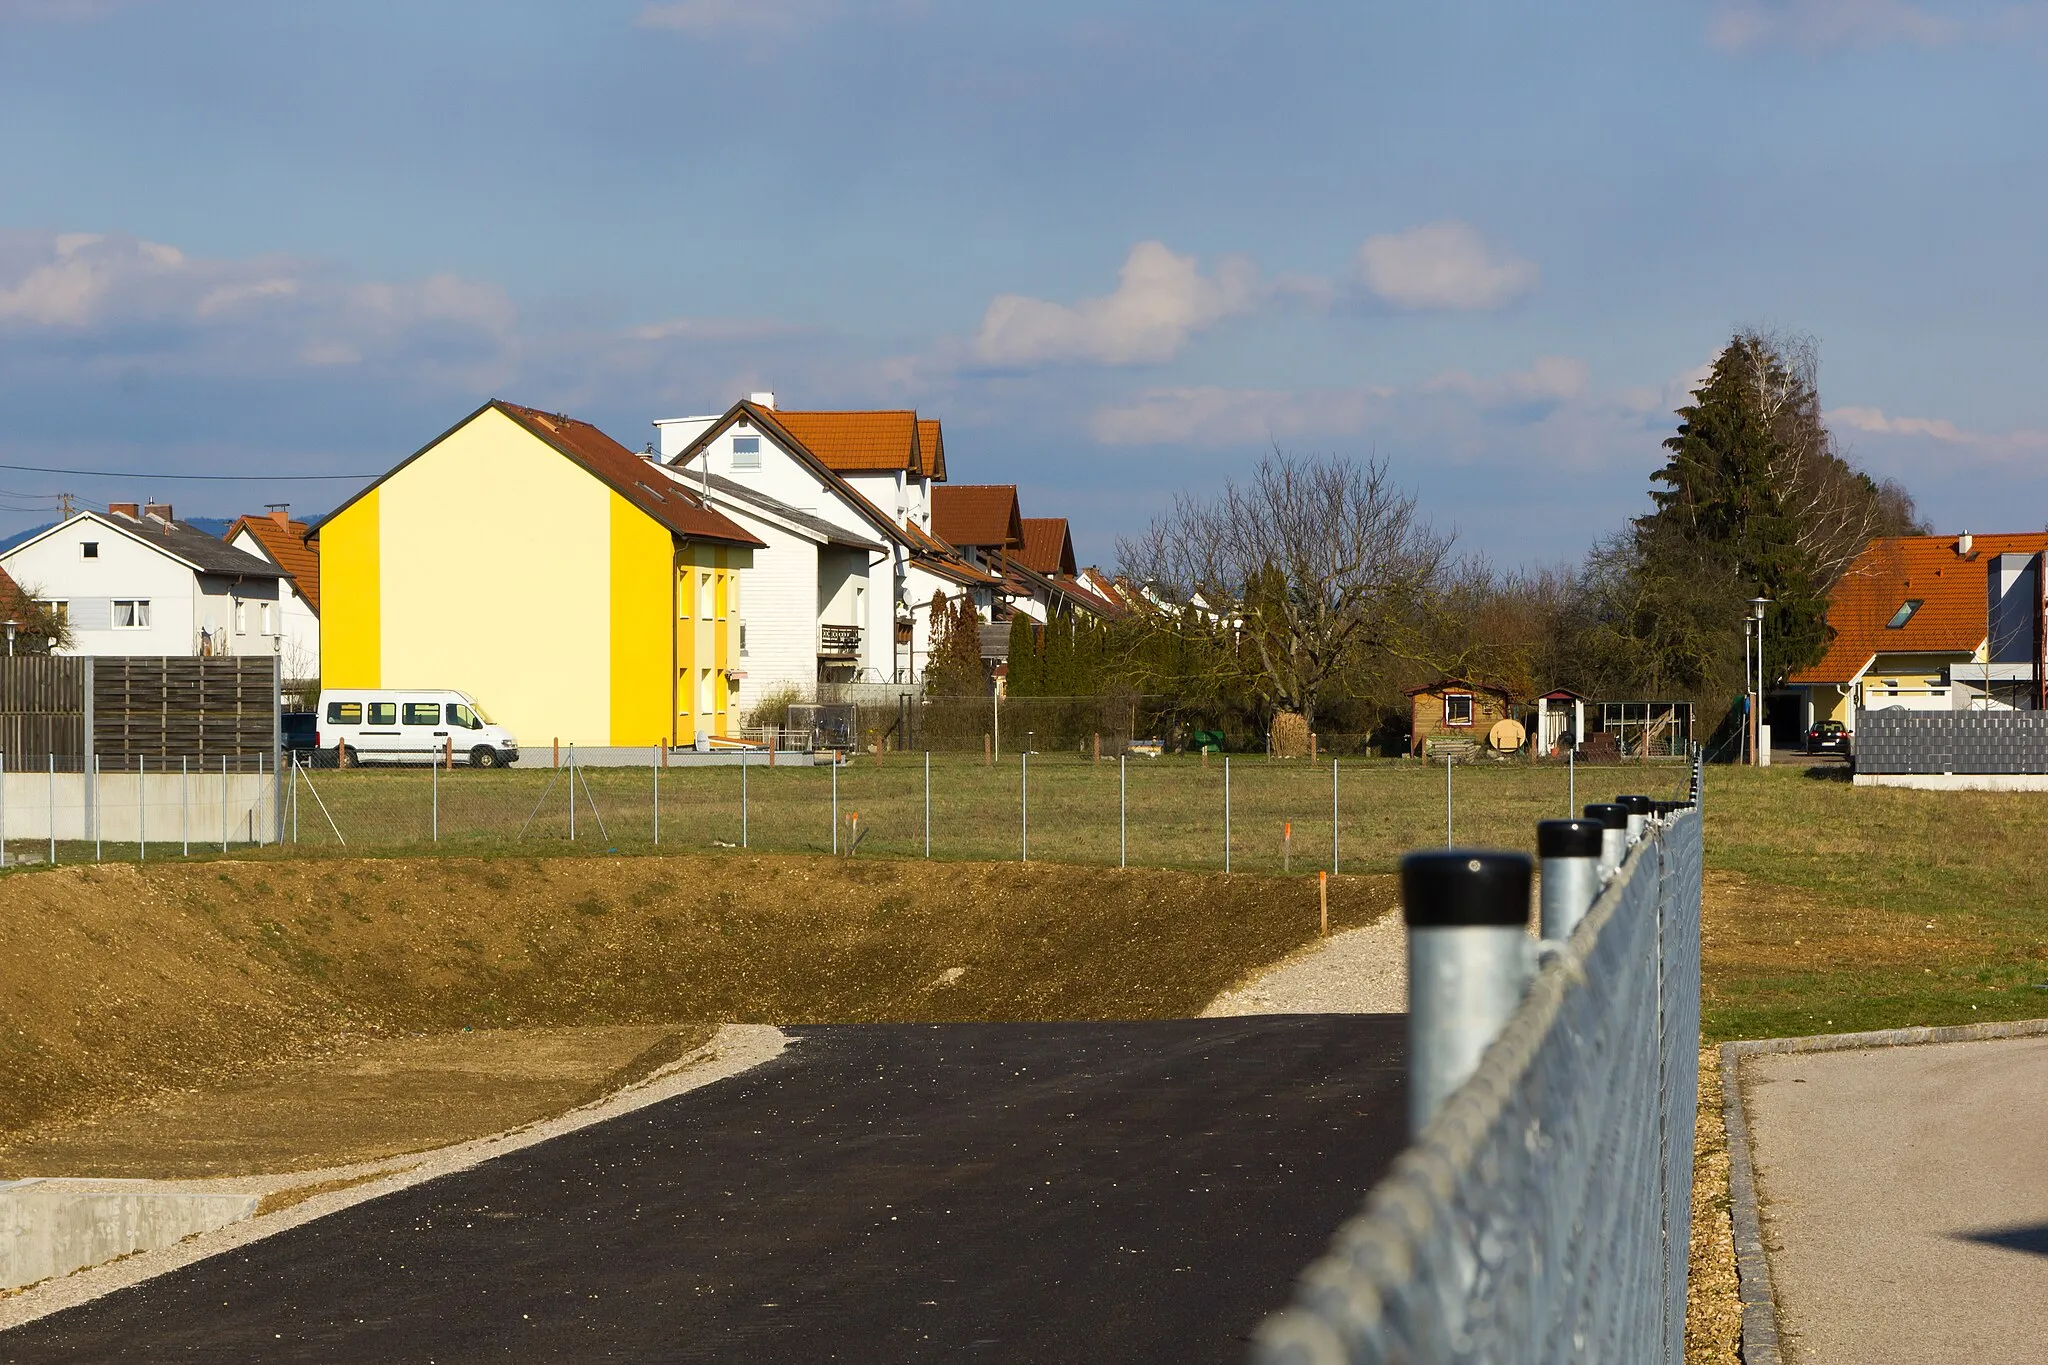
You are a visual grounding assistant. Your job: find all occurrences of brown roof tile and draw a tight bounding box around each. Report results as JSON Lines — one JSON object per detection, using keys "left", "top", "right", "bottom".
{"left": 770, "top": 410, "right": 922, "bottom": 475}
{"left": 917, "top": 418, "right": 946, "bottom": 482}
{"left": 226, "top": 511, "right": 321, "bottom": 613}
{"left": 931, "top": 484, "right": 1023, "bottom": 550}
{"left": 1017, "top": 518, "right": 1076, "bottom": 576}
{"left": 1790, "top": 532, "right": 2048, "bottom": 683}
{"left": 495, "top": 403, "right": 762, "bottom": 548}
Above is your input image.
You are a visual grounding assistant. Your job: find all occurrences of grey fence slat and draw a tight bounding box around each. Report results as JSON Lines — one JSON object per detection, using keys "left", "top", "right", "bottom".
{"left": 1855, "top": 707, "right": 2048, "bottom": 774}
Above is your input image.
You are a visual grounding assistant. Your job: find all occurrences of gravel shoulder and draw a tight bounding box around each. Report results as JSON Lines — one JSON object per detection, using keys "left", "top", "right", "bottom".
{"left": 1201, "top": 911, "right": 1405, "bottom": 1016}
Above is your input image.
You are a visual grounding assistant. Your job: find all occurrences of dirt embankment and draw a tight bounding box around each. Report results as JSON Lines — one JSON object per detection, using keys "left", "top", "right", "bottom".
{"left": 0, "top": 855, "right": 1393, "bottom": 1146}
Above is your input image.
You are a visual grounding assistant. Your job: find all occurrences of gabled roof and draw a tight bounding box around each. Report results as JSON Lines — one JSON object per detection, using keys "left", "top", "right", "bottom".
{"left": 1018, "top": 518, "right": 1077, "bottom": 577}
{"left": 0, "top": 562, "right": 31, "bottom": 621}
{"left": 316, "top": 400, "right": 762, "bottom": 549}
{"left": 931, "top": 485, "right": 1024, "bottom": 550}
{"left": 690, "top": 471, "right": 888, "bottom": 553}
{"left": 769, "top": 410, "right": 925, "bottom": 476}
{"left": 1789, "top": 532, "right": 2048, "bottom": 685}
{"left": 1405, "top": 676, "right": 1512, "bottom": 698}
{"left": 226, "top": 511, "right": 321, "bottom": 613}
{"left": 917, "top": 418, "right": 947, "bottom": 482}
{"left": 4, "top": 508, "right": 284, "bottom": 580}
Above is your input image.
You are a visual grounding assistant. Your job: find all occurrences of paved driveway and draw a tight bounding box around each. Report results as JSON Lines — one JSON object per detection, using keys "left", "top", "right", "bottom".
{"left": 2, "top": 1018, "right": 1407, "bottom": 1364}
{"left": 1743, "top": 1034, "right": 2048, "bottom": 1365}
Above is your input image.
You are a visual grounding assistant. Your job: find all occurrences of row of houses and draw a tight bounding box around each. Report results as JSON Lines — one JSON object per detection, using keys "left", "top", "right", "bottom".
{"left": 0, "top": 394, "right": 1129, "bottom": 750}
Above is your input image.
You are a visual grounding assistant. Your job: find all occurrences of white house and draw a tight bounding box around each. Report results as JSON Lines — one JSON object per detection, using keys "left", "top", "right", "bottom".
{"left": 653, "top": 395, "right": 997, "bottom": 715}
{"left": 224, "top": 507, "right": 320, "bottom": 684}
{"left": 0, "top": 502, "right": 287, "bottom": 660}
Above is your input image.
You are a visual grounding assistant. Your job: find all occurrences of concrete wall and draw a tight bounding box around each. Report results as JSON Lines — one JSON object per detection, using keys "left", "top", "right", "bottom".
{"left": 0, "top": 1179, "right": 257, "bottom": 1291}
{"left": 0, "top": 769, "right": 272, "bottom": 845}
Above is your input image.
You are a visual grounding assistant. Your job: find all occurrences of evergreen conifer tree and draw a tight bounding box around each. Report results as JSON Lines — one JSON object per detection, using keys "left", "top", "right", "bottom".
{"left": 1006, "top": 612, "right": 1040, "bottom": 695}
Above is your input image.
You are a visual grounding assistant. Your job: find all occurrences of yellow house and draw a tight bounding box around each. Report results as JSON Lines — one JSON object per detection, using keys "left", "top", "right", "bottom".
{"left": 317, "top": 401, "right": 761, "bottom": 749}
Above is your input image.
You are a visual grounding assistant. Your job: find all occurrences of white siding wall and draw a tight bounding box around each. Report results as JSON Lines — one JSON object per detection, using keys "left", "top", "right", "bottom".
{"left": 229, "top": 528, "right": 321, "bottom": 679}
{"left": 714, "top": 506, "right": 822, "bottom": 720}
{"left": 2, "top": 519, "right": 198, "bottom": 657}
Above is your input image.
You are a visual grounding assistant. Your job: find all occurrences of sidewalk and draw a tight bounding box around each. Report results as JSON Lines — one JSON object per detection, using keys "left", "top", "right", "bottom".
{"left": 1741, "top": 1032, "right": 2048, "bottom": 1363}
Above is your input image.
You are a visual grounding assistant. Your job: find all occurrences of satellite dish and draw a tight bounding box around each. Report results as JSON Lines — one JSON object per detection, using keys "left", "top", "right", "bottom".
{"left": 1489, "top": 718, "right": 1527, "bottom": 752}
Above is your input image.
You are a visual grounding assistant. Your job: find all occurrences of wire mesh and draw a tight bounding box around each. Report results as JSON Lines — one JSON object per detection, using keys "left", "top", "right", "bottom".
{"left": 1250, "top": 802, "right": 1703, "bottom": 1365}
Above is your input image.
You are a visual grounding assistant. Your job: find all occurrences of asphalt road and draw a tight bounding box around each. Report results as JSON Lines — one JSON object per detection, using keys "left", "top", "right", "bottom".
{"left": 1744, "top": 1034, "right": 2048, "bottom": 1364}
{"left": 2, "top": 1018, "right": 1408, "bottom": 1364}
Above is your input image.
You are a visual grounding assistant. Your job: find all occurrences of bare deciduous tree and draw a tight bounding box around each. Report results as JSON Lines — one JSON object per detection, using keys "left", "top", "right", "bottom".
{"left": 1117, "top": 451, "right": 1450, "bottom": 730}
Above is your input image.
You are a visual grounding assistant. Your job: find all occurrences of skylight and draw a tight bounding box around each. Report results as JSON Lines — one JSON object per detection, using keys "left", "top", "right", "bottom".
{"left": 1885, "top": 599, "right": 1923, "bottom": 629}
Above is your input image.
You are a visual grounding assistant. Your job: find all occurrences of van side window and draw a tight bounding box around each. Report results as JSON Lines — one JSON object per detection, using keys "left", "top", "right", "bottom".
{"left": 403, "top": 702, "right": 441, "bottom": 726}
{"left": 368, "top": 702, "right": 397, "bottom": 725}
{"left": 327, "top": 701, "right": 362, "bottom": 725}
{"left": 448, "top": 703, "right": 478, "bottom": 728}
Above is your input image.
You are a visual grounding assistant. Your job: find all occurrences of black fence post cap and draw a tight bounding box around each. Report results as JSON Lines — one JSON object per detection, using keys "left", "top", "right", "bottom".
{"left": 1616, "top": 794, "right": 1653, "bottom": 815}
{"left": 1584, "top": 802, "right": 1627, "bottom": 829}
{"left": 1538, "top": 818, "right": 1604, "bottom": 859}
{"left": 1402, "top": 850, "right": 1532, "bottom": 928}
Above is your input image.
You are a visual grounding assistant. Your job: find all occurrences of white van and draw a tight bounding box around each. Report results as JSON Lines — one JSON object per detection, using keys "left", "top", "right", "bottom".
{"left": 315, "top": 689, "right": 519, "bottom": 768}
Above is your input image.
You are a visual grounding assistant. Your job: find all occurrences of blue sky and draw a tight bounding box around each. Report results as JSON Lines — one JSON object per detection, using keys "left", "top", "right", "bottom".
{"left": 3, "top": 0, "right": 2047, "bottom": 566}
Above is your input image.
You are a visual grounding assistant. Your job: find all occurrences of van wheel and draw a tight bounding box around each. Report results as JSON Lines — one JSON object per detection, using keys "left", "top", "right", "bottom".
{"left": 470, "top": 745, "right": 500, "bottom": 769}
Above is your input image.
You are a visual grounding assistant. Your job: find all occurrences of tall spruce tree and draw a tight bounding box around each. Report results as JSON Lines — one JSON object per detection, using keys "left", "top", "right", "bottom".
{"left": 1006, "top": 613, "right": 1041, "bottom": 694}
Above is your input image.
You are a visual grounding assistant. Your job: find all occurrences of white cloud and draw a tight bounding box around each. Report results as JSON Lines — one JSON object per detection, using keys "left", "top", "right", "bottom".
{"left": 1087, "top": 356, "right": 1644, "bottom": 472}
{"left": 634, "top": 0, "right": 837, "bottom": 34}
{"left": 1830, "top": 404, "right": 2048, "bottom": 462}
{"left": 1354, "top": 221, "right": 1539, "bottom": 311}
{"left": 1708, "top": 0, "right": 1968, "bottom": 51}
{"left": 972, "top": 241, "right": 1268, "bottom": 368}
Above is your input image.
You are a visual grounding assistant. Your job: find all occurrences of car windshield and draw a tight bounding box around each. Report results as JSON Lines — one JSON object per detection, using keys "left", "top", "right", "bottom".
{"left": 448, "top": 703, "right": 479, "bottom": 729}
{"left": 458, "top": 695, "right": 493, "bottom": 724}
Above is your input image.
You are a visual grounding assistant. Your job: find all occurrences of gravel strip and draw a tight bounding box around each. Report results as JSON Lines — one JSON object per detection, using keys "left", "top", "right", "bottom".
{"left": 1201, "top": 912, "right": 1406, "bottom": 1016}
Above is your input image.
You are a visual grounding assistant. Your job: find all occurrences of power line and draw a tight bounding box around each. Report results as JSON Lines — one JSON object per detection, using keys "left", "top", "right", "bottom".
{"left": 0, "top": 460, "right": 376, "bottom": 482}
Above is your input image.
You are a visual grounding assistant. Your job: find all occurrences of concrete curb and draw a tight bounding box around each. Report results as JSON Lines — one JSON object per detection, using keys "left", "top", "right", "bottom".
{"left": 1719, "top": 1016, "right": 2048, "bottom": 1365}
{"left": 0, "top": 1023, "right": 788, "bottom": 1332}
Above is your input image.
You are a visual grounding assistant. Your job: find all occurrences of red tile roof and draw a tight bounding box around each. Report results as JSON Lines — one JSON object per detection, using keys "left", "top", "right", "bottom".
{"left": 1017, "top": 518, "right": 1076, "bottom": 576}
{"left": 931, "top": 485, "right": 1023, "bottom": 550}
{"left": 0, "top": 563, "right": 30, "bottom": 622}
{"left": 226, "top": 511, "right": 321, "bottom": 613}
{"left": 770, "top": 411, "right": 923, "bottom": 475}
{"left": 917, "top": 418, "right": 946, "bottom": 482}
{"left": 494, "top": 403, "right": 763, "bottom": 548}
{"left": 1790, "top": 533, "right": 2048, "bottom": 684}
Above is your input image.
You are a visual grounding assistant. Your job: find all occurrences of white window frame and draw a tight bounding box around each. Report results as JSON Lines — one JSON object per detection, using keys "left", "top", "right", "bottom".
{"left": 80, "top": 540, "right": 99, "bottom": 560}
{"left": 113, "top": 599, "right": 151, "bottom": 630}
{"left": 731, "top": 435, "right": 762, "bottom": 469}
{"left": 234, "top": 599, "right": 248, "bottom": 634}
{"left": 260, "top": 600, "right": 275, "bottom": 635}
{"left": 699, "top": 572, "right": 714, "bottom": 620}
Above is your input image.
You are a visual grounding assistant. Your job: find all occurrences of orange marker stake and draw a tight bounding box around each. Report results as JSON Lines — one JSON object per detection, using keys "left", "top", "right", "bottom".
{"left": 1319, "top": 869, "right": 1329, "bottom": 937}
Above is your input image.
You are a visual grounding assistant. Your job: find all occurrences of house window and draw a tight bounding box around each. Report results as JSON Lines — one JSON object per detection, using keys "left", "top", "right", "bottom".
{"left": 80, "top": 541, "right": 98, "bottom": 559}
{"left": 1885, "top": 599, "right": 1923, "bottom": 629}
{"left": 699, "top": 668, "right": 713, "bottom": 714}
{"left": 739, "top": 621, "right": 748, "bottom": 655}
{"left": 732, "top": 436, "right": 761, "bottom": 469}
{"left": 403, "top": 702, "right": 441, "bottom": 726}
{"left": 44, "top": 601, "right": 68, "bottom": 629}
{"left": 260, "top": 601, "right": 275, "bottom": 635}
{"left": 234, "top": 600, "right": 248, "bottom": 634}
{"left": 327, "top": 701, "right": 362, "bottom": 725}
{"left": 699, "top": 572, "right": 714, "bottom": 620}
{"left": 367, "top": 702, "right": 398, "bottom": 726}
{"left": 1444, "top": 693, "right": 1474, "bottom": 727}
{"left": 113, "top": 599, "right": 150, "bottom": 629}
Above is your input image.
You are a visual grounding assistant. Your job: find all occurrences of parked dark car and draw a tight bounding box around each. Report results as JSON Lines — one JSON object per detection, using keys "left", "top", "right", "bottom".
{"left": 1806, "top": 719, "right": 1849, "bottom": 755}
{"left": 281, "top": 711, "right": 319, "bottom": 759}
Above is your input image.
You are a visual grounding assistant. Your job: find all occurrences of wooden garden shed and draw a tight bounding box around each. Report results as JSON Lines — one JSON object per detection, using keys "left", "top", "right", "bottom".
{"left": 1406, "top": 677, "right": 1515, "bottom": 757}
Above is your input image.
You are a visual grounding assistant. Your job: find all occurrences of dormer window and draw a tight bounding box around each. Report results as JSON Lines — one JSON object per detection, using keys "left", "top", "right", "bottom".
{"left": 80, "top": 541, "right": 98, "bottom": 559}
{"left": 1885, "top": 599, "right": 1923, "bottom": 629}
{"left": 732, "top": 436, "right": 761, "bottom": 469}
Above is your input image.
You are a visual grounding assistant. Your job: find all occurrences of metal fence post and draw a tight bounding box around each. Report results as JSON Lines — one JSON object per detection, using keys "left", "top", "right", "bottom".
{"left": 568, "top": 748, "right": 577, "bottom": 842}
{"left": 740, "top": 749, "right": 748, "bottom": 848}
{"left": 1402, "top": 848, "right": 1533, "bottom": 1136}
{"left": 1444, "top": 751, "right": 1453, "bottom": 846}
{"left": 923, "top": 751, "right": 930, "bottom": 858}
{"left": 1618, "top": 792, "right": 1651, "bottom": 845}
{"left": 832, "top": 753, "right": 840, "bottom": 854}
{"left": 94, "top": 755, "right": 101, "bottom": 862}
{"left": 1223, "top": 755, "right": 1231, "bottom": 873}
{"left": 0, "top": 750, "right": 6, "bottom": 870}
{"left": 1331, "top": 757, "right": 1339, "bottom": 876}
{"left": 48, "top": 754, "right": 55, "bottom": 866}
{"left": 221, "top": 754, "right": 229, "bottom": 853}
{"left": 432, "top": 754, "right": 439, "bottom": 843}
{"left": 1020, "top": 750, "right": 1028, "bottom": 863}
{"left": 1119, "top": 753, "right": 1126, "bottom": 869}
{"left": 652, "top": 747, "right": 660, "bottom": 846}
{"left": 1568, "top": 742, "right": 1576, "bottom": 814}
{"left": 1584, "top": 802, "right": 1627, "bottom": 878}
{"left": 181, "top": 757, "right": 189, "bottom": 857}
{"left": 1537, "top": 818, "right": 1602, "bottom": 940}
{"left": 139, "top": 755, "right": 146, "bottom": 861}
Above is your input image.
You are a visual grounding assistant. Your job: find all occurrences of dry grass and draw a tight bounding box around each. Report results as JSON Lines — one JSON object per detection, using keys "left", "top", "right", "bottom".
{"left": 1686, "top": 1049, "right": 1741, "bottom": 1365}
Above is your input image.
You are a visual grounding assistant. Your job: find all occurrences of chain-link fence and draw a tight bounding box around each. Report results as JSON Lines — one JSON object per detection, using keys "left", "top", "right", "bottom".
{"left": 1251, "top": 795, "right": 1703, "bottom": 1363}
{"left": 0, "top": 752, "right": 278, "bottom": 866}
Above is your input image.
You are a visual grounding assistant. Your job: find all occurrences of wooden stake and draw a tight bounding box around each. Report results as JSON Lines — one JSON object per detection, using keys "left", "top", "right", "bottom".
{"left": 553, "top": 738, "right": 560, "bottom": 769}
{"left": 985, "top": 732, "right": 992, "bottom": 767}
{"left": 1319, "top": 870, "right": 1328, "bottom": 937}
{"left": 444, "top": 735, "right": 453, "bottom": 770}
{"left": 1310, "top": 732, "right": 1318, "bottom": 760}
{"left": 1284, "top": 820, "right": 1292, "bottom": 873}
{"left": 1093, "top": 732, "right": 1101, "bottom": 765}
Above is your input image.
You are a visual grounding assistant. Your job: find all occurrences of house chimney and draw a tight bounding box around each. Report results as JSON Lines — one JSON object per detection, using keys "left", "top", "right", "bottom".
{"left": 144, "top": 501, "right": 173, "bottom": 523}
{"left": 108, "top": 502, "right": 139, "bottom": 519}
{"left": 1958, "top": 530, "right": 1975, "bottom": 557}
{"left": 266, "top": 503, "right": 291, "bottom": 527}
{"left": 747, "top": 391, "right": 776, "bottom": 410}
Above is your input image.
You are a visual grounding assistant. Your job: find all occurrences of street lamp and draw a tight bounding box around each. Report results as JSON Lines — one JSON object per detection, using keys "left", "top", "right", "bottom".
{"left": 2, "top": 620, "right": 17, "bottom": 657}
{"left": 1747, "top": 597, "right": 1771, "bottom": 765}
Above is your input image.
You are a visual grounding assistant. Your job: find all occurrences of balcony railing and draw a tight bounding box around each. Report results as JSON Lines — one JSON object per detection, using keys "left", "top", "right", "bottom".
{"left": 819, "top": 624, "right": 862, "bottom": 657}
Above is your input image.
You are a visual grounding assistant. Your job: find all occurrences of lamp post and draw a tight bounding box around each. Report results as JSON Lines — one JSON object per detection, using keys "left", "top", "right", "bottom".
{"left": 3, "top": 620, "right": 16, "bottom": 657}
{"left": 1748, "top": 597, "right": 1771, "bottom": 766}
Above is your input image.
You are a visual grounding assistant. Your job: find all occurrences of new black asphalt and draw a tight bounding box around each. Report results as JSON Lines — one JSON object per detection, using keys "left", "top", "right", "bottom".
{"left": 2, "top": 1017, "right": 1407, "bottom": 1363}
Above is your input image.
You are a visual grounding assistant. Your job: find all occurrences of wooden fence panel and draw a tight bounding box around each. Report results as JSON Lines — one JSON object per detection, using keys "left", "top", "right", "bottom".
{"left": 0, "top": 657, "right": 86, "bottom": 759}
{"left": 0, "top": 656, "right": 275, "bottom": 761}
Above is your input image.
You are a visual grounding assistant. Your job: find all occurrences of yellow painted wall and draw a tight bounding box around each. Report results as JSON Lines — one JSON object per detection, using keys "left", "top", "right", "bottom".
{"left": 609, "top": 491, "right": 674, "bottom": 747}
{"left": 377, "top": 407, "right": 613, "bottom": 746}
{"left": 320, "top": 487, "right": 382, "bottom": 687}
